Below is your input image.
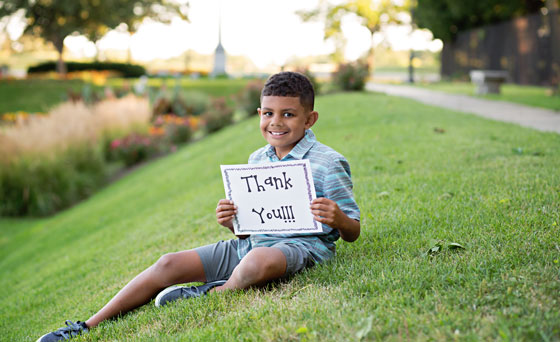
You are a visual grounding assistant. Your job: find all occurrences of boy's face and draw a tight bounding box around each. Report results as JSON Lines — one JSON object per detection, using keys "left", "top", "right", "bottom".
{"left": 258, "top": 96, "right": 318, "bottom": 160}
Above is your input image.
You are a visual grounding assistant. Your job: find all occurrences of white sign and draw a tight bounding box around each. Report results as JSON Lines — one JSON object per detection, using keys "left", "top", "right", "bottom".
{"left": 221, "top": 160, "right": 320, "bottom": 235}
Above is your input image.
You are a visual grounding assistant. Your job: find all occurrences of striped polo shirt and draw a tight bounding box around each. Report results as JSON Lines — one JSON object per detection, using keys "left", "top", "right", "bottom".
{"left": 236, "top": 129, "right": 360, "bottom": 263}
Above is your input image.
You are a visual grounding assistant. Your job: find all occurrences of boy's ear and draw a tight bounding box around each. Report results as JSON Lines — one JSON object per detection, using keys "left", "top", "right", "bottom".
{"left": 305, "top": 111, "right": 319, "bottom": 129}
{"left": 257, "top": 108, "right": 262, "bottom": 116}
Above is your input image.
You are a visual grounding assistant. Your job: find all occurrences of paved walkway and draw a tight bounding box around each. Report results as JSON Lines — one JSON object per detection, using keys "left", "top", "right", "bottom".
{"left": 366, "top": 83, "right": 560, "bottom": 134}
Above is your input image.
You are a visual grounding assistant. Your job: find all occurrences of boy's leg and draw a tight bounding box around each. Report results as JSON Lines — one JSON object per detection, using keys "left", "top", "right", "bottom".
{"left": 216, "top": 247, "right": 287, "bottom": 290}
{"left": 85, "top": 250, "right": 206, "bottom": 328}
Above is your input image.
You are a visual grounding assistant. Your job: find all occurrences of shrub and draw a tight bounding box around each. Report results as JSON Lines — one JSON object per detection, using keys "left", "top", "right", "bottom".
{"left": 153, "top": 91, "right": 210, "bottom": 117}
{"left": 166, "top": 122, "right": 191, "bottom": 144}
{"left": 202, "top": 97, "right": 234, "bottom": 133}
{"left": 176, "top": 91, "right": 210, "bottom": 116}
{"left": 238, "top": 79, "right": 264, "bottom": 116}
{"left": 152, "top": 114, "right": 198, "bottom": 144}
{"left": 332, "top": 60, "right": 370, "bottom": 91}
{"left": 0, "top": 144, "right": 107, "bottom": 216}
{"left": 109, "top": 134, "right": 159, "bottom": 167}
{"left": 27, "top": 62, "right": 146, "bottom": 78}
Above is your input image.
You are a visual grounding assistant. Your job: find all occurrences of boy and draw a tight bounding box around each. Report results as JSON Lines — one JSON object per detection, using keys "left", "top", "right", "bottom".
{"left": 37, "top": 71, "right": 360, "bottom": 341}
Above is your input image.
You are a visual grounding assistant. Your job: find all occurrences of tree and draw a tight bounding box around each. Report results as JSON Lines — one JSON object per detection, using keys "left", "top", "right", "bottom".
{"left": 413, "top": 0, "right": 546, "bottom": 42}
{"left": 0, "top": 0, "right": 188, "bottom": 74}
{"left": 80, "top": 1, "right": 189, "bottom": 62}
{"left": 299, "top": 0, "right": 410, "bottom": 71}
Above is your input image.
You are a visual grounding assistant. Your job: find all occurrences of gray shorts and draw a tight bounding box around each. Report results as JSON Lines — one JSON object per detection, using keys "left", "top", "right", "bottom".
{"left": 194, "top": 239, "right": 316, "bottom": 282}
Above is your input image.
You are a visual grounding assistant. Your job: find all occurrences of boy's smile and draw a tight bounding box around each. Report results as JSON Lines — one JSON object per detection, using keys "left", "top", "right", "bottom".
{"left": 258, "top": 96, "right": 318, "bottom": 160}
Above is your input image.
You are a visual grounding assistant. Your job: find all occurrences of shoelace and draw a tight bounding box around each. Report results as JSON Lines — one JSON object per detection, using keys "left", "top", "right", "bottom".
{"left": 180, "top": 285, "right": 204, "bottom": 297}
{"left": 53, "top": 320, "right": 86, "bottom": 339}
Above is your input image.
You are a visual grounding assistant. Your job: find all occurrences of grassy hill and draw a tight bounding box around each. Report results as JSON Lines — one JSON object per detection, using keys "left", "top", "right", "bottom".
{"left": 1, "top": 92, "right": 559, "bottom": 341}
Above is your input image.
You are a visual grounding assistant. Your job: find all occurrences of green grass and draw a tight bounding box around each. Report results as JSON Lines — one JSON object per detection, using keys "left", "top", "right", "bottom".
{"left": 1, "top": 92, "right": 559, "bottom": 341}
{"left": 0, "top": 78, "right": 251, "bottom": 114}
{"left": 107, "top": 78, "right": 251, "bottom": 98}
{"left": 0, "top": 79, "right": 86, "bottom": 114}
{"left": 413, "top": 81, "right": 560, "bottom": 111}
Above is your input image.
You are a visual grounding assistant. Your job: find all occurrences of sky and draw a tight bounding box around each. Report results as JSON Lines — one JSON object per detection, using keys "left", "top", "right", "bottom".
{"left": 6, "top": 0, "right": 442, "bottom": 68}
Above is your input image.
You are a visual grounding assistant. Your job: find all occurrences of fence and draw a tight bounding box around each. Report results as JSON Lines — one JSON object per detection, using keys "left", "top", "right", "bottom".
{"left": 440, "top": 9, "right": 560, "bottom": 86}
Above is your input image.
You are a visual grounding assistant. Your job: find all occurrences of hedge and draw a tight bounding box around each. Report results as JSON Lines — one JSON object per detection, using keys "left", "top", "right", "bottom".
{"left": 28, "top": 62, "right": 146, "bottom": 78}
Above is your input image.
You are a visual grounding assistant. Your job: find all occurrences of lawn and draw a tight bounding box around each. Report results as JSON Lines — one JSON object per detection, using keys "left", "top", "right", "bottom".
{"left": 107, "top": 77, "right": 251, "bottom": 98}
{"left": 413, "top": 81, "right": 560, "bottom": 111}
{"left": 1, "top": 92, "right": 559, "bottom": 341}
{"left": 0, "top": 78, "right": 251, "bottom": 114}
{"left": 0, "top": 79, "right": 86, "bottom": 114}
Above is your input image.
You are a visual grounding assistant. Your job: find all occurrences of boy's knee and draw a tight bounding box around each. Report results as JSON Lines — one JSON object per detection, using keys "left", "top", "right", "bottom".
{"left": 153, "top": 253, "right": 178, "bottom": 273}
{"left": 234, "top": 248, "right": 286, "bottom": 287}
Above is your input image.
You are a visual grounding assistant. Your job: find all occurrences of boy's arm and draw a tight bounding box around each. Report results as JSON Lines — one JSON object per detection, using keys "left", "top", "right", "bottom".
{"left": 310, "top": 198, "right": 360, "bottom": 242}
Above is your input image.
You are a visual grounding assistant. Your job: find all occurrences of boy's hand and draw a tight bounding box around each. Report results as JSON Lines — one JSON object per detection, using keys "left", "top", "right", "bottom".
{"left": 216, "top": 199, "right": 249, "bottom": 239}
{"left": 310, "top": 198, "right": 345, "bottom": 228}
{"left": 310, "top": 197, "right": 360, "bottom": 242}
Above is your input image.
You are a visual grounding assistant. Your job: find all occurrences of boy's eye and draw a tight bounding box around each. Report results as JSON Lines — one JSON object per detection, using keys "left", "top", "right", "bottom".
{"left": 283, "top": 112, "right": 294, "bottom": 117}
{"left": 263, "top": 112, "right": 273, "bottom": 116}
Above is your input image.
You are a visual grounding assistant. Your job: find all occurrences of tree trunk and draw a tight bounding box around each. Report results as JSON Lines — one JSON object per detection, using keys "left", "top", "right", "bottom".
{"left": 367, "top": 32, "right": 375, "bottom": 74}
{"left": 53, "top": 37, "right": 67, "bottom": 76}
{"left": 547, "top": 0, "right": 560, "bottom": 92}
{"left": 94, "top": 40, "right": 101, "bottom": 61}
{"left": 127, "top": 31, "right": 133, "bottom": 64}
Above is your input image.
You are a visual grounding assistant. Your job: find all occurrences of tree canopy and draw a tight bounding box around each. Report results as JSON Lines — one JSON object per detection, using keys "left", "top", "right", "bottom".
{"left": 413, "top": 0, "right": 547, "bottom": 41}
{"left": 0, "top": 0, "right": 188, "bottom": 73}
{"left": 299, "top": 0, "right": 410, "bottom": 67}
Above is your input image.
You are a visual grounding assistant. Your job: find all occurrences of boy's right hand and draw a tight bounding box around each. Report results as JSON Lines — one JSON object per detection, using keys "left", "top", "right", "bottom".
{"left": 215, "top": 199, "right": 249, "bottom": 239}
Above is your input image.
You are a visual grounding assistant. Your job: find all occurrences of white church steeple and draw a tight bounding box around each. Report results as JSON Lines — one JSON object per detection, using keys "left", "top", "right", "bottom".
{"left": 211, "top": 3, "right": 226, "bottom": 77}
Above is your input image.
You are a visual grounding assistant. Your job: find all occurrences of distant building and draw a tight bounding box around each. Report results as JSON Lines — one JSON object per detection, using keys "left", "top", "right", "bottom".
{"left": 211, "top": 11, "right": 226, "bottom": 77}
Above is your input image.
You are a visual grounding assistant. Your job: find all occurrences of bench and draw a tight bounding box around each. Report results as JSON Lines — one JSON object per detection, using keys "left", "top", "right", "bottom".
{"left": 469, "top": 70, "right": 509, "bottom": 95}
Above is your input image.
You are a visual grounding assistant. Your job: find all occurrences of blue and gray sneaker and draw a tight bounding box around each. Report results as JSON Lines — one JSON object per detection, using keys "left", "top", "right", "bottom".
{"left": 36, "top": 320, "right": 88, "bottom": 342}
{"left": 155, "top": 280, "right": 227, "bottom": 307}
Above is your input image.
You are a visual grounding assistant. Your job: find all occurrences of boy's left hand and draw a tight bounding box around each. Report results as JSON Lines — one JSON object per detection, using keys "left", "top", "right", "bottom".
{"left": 310, "top": 197, "right": 361, "bottom": 242}
{"left": 310, "top": 198, "right": 344, "bottom": 229}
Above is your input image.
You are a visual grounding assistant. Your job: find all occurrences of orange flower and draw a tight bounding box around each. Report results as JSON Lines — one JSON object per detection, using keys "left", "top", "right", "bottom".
{"left": 188, "top": 116, "right": 201, "bottom": 130}
{"left": 149, "top": 126, "right": 165, "bottom": 136}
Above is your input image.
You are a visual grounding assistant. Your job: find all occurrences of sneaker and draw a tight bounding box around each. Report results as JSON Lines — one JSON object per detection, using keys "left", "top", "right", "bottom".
{"left": 36, "top": 320, "right": 88, "bottom": 342}
{"left": 155, "top": 280, "right": 227, "bottom": 307}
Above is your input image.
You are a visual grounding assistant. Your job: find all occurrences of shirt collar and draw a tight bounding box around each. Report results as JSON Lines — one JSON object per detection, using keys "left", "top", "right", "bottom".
{"left": 265, "top": 129, "right": 317, "bottom": 161}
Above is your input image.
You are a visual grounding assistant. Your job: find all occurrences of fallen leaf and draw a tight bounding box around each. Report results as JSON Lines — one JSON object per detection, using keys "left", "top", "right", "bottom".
{"left": 448, "top": 242, "right": 465, "bottom": 250}
{"left": 426, "top": 240, "right": 466, "bottom": 256}
{"left": 434, "top": 127, "right": 446, "bottom": 134}
{"left": 427, "top": 241, "right": 444, "bottom": 256}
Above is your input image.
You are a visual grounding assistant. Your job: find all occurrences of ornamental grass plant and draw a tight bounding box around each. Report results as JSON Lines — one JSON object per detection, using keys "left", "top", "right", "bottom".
{"left": 0, "top": 95, "right": 152, "bottom": 216}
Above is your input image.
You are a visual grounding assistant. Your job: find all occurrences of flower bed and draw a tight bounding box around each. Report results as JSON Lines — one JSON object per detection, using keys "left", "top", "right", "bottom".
{"left": 1, "top": 78, "right": 262, "bottom": 217}
{"left": 0, "top": 95, "right": 151, "bottom": 216}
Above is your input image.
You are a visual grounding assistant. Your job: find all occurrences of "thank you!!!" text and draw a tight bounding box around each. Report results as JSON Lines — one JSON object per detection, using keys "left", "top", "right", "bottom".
{"left": 220, "top": 160, "right": 320, "bottom": 235}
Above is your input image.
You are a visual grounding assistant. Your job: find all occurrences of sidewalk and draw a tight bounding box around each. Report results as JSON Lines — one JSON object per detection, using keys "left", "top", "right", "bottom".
{"left": 366, "top": 83, "right": 560, "bottom": 134}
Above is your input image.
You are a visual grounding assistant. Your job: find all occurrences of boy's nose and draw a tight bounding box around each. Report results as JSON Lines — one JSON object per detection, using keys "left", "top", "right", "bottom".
{"left": 270, "top": 115, "right": 282, "bottom": 126}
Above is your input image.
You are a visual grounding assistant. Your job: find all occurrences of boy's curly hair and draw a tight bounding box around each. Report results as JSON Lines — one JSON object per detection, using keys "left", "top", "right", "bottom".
{"left": 261, "top": 72, "right": 315, "bottom": 111}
